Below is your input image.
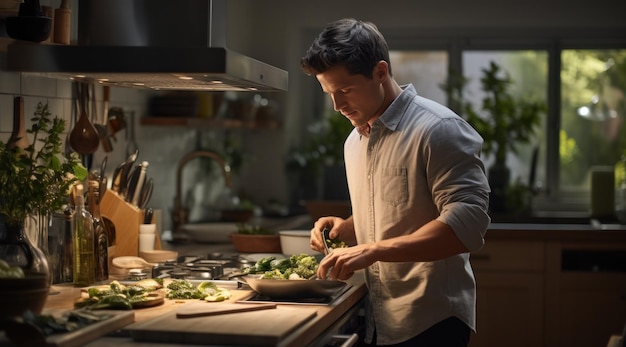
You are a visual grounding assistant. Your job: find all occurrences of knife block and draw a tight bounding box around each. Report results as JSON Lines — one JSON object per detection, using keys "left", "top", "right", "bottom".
{"left": 100, "top": 189, "right": 162, "bottom": 257}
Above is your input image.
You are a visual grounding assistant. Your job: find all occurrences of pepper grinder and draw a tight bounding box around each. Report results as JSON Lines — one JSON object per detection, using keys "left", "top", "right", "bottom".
{"left": 53, "top": 0, "right": 70, "bottom": 45}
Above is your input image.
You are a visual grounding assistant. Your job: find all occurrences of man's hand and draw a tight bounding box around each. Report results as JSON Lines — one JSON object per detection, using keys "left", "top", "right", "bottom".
{"left": 309, "top": 216, "right": 355, "bottom": 254}
{"left": 317, "top": 243, "right": 375, "bottom": 280}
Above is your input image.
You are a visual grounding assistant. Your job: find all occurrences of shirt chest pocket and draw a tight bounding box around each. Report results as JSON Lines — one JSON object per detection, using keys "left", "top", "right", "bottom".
{"left": 381, "top": 167, "right": 408, "bottom": 206}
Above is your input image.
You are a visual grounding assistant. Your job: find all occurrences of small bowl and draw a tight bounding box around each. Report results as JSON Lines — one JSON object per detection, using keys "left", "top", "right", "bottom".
{"left": 279, "top": 230, "right": 320, "bottom": 256}
{"left": 5, "top": 16, "right": 52, "bottom": 42}
{"left": 140, "top": 250, "right": 178, "bottom": 264}
{"left": 229, "top": 233, "right": 282, "bottom": 253}
{"left": 0, "top": 275, "right": 49, "bottom": 324}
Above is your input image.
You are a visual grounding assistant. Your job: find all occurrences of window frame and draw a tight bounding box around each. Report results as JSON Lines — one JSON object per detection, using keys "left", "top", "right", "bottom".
{"left": 383, "top": 27, "right": 626, "bottom": 213}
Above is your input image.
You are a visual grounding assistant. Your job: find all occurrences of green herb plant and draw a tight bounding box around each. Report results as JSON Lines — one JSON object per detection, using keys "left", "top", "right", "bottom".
{"left": 0, "top": 102, "right": 87, "bottom": 228}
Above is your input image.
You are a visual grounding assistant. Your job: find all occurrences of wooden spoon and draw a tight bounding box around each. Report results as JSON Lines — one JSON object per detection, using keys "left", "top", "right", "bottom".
{"left": 69, "top": 82, "right": 99, "bottom": 155}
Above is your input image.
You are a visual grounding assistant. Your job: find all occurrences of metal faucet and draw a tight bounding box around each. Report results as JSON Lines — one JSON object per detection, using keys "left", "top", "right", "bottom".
{"left": 172, "top": 150, "right": 232, "bottom": 235}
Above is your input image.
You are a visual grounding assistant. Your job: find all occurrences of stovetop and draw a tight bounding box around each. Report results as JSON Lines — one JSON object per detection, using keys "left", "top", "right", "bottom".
{"left": 150, "top": 253, "right": 250, "bottom": 280}
{"left": 123, "top": 252, "right": 349, "bottom": 306}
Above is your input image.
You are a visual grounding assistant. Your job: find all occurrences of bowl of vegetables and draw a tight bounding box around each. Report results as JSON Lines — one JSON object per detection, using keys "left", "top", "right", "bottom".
{"left": 242, "top": 254, "right": 347, "bottom": 299}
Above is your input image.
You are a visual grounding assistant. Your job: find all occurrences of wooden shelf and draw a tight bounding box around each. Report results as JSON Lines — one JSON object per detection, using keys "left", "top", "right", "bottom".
{"left": 140, "top": 117, "right": 281, "bottom": 129}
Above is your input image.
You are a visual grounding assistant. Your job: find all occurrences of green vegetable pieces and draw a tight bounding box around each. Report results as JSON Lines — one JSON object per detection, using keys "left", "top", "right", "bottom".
{"left": 166, "top": 280, "right": 231, "bottom": 302}
{"left": 246, "top": 254, "right": 319, "bottom": 280}
{"left": 74, "top": 281, "right": 157, "bottom": 310}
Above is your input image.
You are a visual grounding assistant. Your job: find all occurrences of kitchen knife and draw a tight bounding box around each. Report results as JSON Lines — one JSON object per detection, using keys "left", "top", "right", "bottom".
{"left": 118, "top": 148, "right": 138, "bottom": 196}
{"left": 131, "top": 161, "right": 149, "bottom": 206}
{"left": 139, "top": 177, "right": 154, "bottom": 209}
{"left": 125, "top": 165, "right": 141, "bottom": 202}
{"left": 111, "top": 163, "right": 123, "bottom": 192}
{"left": 143, "top": 208, "right": 153, "bottom": 224}
{"left": 322, "top": 226, "right": 331, "bottom": 255}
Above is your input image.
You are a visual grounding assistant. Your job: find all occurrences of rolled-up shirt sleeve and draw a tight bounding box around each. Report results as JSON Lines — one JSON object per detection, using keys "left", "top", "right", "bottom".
{"left": 428, "top": 118, "right": 491, "bottom": 251}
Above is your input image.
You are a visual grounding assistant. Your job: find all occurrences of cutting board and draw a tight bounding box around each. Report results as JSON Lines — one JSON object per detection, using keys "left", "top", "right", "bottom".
{"left": 3, "top": 310, "right": 134, "bottom": 347}
{"left": 128, "top": 303, "right": 318, "bottom": 346}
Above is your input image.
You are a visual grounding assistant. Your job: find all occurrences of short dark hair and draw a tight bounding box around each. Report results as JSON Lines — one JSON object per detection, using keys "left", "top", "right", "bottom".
{"left": 301, "top": 18, "right": 392, "bottom": 78}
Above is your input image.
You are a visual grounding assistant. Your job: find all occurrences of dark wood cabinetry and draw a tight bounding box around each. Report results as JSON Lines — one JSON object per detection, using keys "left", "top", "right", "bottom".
{"left": 469, "top": 226, "right": 626, "bottom": 347}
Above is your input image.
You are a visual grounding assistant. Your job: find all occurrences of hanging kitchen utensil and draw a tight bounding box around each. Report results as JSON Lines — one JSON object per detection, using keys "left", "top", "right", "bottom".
{"left": 125, "top": 111, "right": 139, "bottom": 158}
{"left": 94, "top": 85, "right": 113, "bottom": 152}
{"left": 10, "top": 96, "right": 29, "bottom": 150}
{"left": 107, "top": 106, "right": 126, "bottom": 141}
{"left": 64, "top": 99, "right": 76, "bottom": 156}
{"left": 69, "top": 82, "right": 99, "bottom": 155}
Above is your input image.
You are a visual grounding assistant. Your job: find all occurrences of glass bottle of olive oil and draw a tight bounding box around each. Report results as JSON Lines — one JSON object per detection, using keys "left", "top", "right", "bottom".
{"left": 72, "top": 194, "right": 95, "bottom": 286}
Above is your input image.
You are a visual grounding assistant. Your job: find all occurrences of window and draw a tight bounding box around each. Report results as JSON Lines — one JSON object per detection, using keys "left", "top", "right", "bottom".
{"left": 386, "top": 31, "right": 626, "bottom": 215}
{"left": 389, "top": 51, "right": 448, "bottom": 105}
{"left": 560, "top": 50, "right": 626, "bottom": 191}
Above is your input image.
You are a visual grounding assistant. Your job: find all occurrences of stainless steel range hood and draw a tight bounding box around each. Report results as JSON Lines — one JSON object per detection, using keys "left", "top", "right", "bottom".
{"left": 6, "top": 0, "right": 288, "bottom": 91}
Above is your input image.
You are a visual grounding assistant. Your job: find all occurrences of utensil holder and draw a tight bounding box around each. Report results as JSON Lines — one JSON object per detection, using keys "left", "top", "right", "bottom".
{"left": 100, "top": 190, "right": 161, "bottom": 257}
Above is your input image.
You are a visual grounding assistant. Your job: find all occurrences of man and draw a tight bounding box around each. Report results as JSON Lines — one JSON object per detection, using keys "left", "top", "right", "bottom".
{"left": 302, "top": 19, "right": 491, "bottom": 346}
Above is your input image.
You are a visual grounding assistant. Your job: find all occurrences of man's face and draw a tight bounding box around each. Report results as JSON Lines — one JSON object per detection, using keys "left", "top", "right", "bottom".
{"left": 316, "top": 64, "right": 386, "bottom": 127}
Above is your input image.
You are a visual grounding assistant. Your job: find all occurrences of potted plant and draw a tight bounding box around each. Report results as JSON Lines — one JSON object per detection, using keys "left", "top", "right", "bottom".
{"left": 228, "top": 224, "right": 281, "bottom": 253}
{"left": 441, "top": 61, "right": 546, "bottom": 213}
{"left": 286, "top": 109, "right": 354, "bottom": 218}
{"left": 0, "top": 101, "right": 86, "bottom": 288}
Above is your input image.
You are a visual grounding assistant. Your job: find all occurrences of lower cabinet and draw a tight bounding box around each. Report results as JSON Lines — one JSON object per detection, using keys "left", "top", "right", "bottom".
{"left": 469, "top": 240, "right": 545, "bottom": 347}
{"left": 471, "top": 272, "right": 544, "bottom": 347}
{"left": 544, "top": 242, "right": 626, "bottom": 347}
{"left": 469, "top": 236, "right": 626, "bottom": 347}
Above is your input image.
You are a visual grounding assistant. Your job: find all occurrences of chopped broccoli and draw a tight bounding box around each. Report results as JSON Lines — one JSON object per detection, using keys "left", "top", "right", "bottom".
{"left": 255, "top": 254, "right": 319, "bottom": 280}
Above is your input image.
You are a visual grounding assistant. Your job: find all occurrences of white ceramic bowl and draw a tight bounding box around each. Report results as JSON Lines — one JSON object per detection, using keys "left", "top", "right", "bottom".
{"left": 279, "top": 230, "right": 319, "bottom": 256}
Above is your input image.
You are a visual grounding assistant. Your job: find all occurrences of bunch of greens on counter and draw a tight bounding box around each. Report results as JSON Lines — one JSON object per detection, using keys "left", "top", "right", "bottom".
{"left": 165, "top": 279, "right": 231, "bottom": 302}
{"left": 74, "top": 279, "right": 162, "bottom": 310}
{"left": 245, "top": 254, "right": 318, "bottom": 280}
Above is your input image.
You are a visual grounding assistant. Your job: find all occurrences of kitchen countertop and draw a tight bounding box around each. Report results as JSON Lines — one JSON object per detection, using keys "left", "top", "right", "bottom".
{"left": 486, "top": 222, "right": 626, "bottom": 241}
{"left": 0, "top": 273, "right": 367, "bottom": 347}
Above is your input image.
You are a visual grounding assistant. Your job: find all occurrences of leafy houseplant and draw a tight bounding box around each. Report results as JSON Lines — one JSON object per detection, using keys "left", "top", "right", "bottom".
{"left": 442, "top": 61, "right": 546, "bottom": 213}
{"left": 286, "top": 109, "right": 354, "bottom": 201}
{"left": 0, "top": 101, "right": 87, "bottom": 286}
{"left": 0, "top": 102, "right": 86, "bottom": 228}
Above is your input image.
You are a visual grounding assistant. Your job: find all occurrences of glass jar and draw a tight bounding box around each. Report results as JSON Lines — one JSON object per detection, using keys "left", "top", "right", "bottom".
{"left": 0, "top": 215, "right": 50, "bottom": 279}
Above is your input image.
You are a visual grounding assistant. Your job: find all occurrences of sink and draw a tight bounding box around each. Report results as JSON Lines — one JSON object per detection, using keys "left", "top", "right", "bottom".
{"left": 181, "top": 215, "right": 313, "bottom": 244}
{"left": 490, "top": 215, "right": 592, "bottom": 225}
{"left": 181, "top": 223, "right": 238, "bottom": 243}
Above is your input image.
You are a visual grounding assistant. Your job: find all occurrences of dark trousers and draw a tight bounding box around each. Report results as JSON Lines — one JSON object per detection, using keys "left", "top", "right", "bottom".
{"left": 364, "top": 317, "right": 471, "bottom": 347}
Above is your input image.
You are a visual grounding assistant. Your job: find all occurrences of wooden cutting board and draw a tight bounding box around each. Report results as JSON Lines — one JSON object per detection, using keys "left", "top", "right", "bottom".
{"left": 128, "top": 303, "right": 318, "bottom": 346}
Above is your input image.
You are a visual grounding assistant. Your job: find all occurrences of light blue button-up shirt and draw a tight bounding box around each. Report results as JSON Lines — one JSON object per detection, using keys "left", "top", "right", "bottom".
{"left": 344, "top": 84, "right": 491, "bottom": 345}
